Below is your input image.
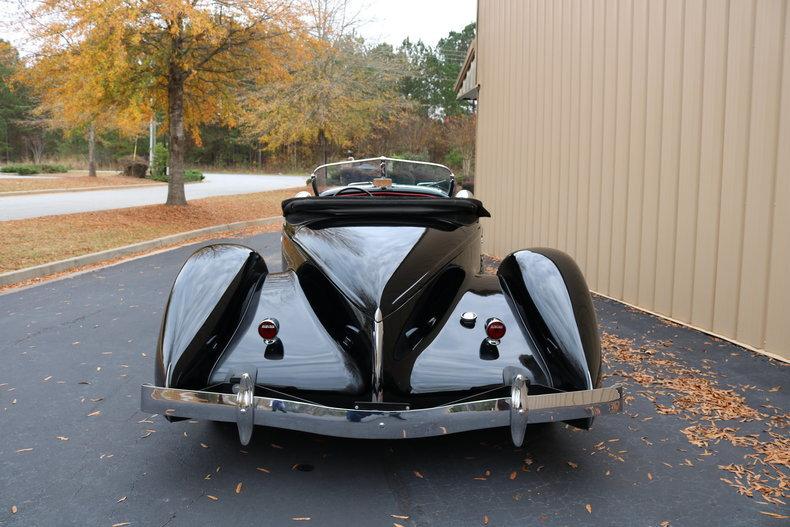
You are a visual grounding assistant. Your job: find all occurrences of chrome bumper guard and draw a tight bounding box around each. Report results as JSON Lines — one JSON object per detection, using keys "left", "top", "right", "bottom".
{"left": 140, "top": 375, "right": 623, "bottom": 446}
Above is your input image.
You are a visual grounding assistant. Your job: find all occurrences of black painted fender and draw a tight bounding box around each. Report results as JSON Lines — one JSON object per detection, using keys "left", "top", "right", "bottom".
{"left": 497, "top": 248, "right": 601, "bottom": 393}
{"left": 155, "top": 244, "right": 267, "bottom": 390}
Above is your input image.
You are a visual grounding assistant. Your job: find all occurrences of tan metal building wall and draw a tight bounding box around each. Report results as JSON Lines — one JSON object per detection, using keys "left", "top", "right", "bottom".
{"left": 473, "top": 0, "right": 790, "bottom": 359}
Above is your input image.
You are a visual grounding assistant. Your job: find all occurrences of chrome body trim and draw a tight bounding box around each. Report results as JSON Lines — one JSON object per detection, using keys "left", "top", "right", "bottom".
{"left": 509, "top": 374, "right": 528, "bottom": 446}
{"left": 141, "top": 384, "right": 623, "bottom": 444}
{"left": 235, "top": 371, "right": 256, "bottom": 445}
{"left": 312, "top": 156, "right": 455, "bottom": 177}
{"left": 372, "top": 308, "right": 384, "bottom": 403}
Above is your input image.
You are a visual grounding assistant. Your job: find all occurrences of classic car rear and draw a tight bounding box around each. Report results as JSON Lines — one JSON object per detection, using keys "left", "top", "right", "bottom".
{"left": 141, "top": 157, "right": 623, "bottom": 445}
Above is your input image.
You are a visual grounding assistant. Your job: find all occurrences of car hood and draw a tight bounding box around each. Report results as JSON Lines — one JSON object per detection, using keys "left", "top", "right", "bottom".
{"left": 291, "top": 224, "right": 476, "bottom": 317}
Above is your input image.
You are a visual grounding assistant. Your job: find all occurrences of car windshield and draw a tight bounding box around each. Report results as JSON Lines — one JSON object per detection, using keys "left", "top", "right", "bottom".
{"left": 312, "top": 157, "right": 454, "bottom": 196}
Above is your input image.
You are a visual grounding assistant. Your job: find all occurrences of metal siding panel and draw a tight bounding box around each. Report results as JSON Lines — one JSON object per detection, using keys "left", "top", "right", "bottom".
{"left": 610, "top": 0, "right": 634, "bottom": 300}
{"left": 543, "top": 0, "right": 556, "bottom": 247}
{"left": 736, "top": 0, "right": 785, "bottom": 346}
{"left": 527, "top": 0, "right": 539, "bottom": 248}
{"left": 567, "top": 0, "right": 582, "bottom": 261}
{"left": 712, "top": 0, "right": 755, "bottom": 337}
{"left": 638, "top": 0, "right": 666, "bottom": 310}
{"left": 587, "top": 2, "right": 606, "bottom": 290}
{"left": 764, "top": 0, "right": 790, "bottom": 356}
{"left": 477, "top": 0, "right": 494, "bottom": 255}
{"left": 672, "top": 0, "right": 706, "bottom": 322}
{"left": 509, "top": 0, "right": 523, "bottom": 255}
{"left": 623, "top": 0, "right": 649, "bottom": 305}
{"left": 654, "top": 0, "right": 684, "bottom": 315}
{"left": 558, "top": 0, "right": 572, "bottom": 253}
{"left": 550, "top": 0, "right": 563, "bottom": 249}
{"left": 534, "top": 0, "right": 547, "bottom": 249}
{"left": 691, "top": 0, "right": 729, "bottom": 329}
{"left": 577, "top": 0, "right": 594, "bottom": 276}
{"left": 598, "top": 0, "right": 620, "bottom": 294}
{"left": 494, "top": 0, "right": 506, "bottom": 256}
{"left": 473, "top": 0, "right": 788, "bottom": 358}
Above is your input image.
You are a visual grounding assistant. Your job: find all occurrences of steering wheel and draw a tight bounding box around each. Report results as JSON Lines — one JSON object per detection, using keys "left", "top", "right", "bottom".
{"left": 334, "top": 186, "right": 375, "bottom": 197}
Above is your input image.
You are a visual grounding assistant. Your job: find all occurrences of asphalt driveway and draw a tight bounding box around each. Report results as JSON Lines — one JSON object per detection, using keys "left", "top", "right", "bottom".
{"left": 0, "top": 173, "right": 306, "bottom": 221}
{"left": 0, "top": 231, "right": 787, "bottom": 526}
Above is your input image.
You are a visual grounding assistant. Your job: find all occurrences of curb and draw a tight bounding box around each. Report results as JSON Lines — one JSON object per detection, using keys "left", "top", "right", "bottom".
{"left": 0, "top": 181, "right": 212, "bottom": 197}
{"left": 0, "top": 182, "right": 164, "bottom": 196}
{"left": 0, "top": 216, "right": 283, "bottom": 288}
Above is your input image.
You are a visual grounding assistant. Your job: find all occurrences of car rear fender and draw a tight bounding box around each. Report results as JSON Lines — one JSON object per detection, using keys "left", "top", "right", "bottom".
{"left": 497, "top": 249, "right": 600, "bottom": 393}
{"left": 155, "top": 244, "right": 267, "bottom": 390}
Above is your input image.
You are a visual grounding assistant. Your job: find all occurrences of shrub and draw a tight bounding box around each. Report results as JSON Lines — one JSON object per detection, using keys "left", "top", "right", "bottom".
{"left": 148, "top": 167, "right": 204, "bottom": 183}
{"left": 184, "top": 169, "right": 205, "bottom": 182}
{"left": 37, "top": 164, "right": 70, "bottom": 173}
{"left": 0, "top": 163, "right": 70, "bottom": 175}
{"left": 0, "top": 164, "right": 39, "bottom": 175}
{"left": 443, "top": 148, "right": 464, "bottom": 170}
{"left": 150, "top": 143, "right": 169, "bottom": 179}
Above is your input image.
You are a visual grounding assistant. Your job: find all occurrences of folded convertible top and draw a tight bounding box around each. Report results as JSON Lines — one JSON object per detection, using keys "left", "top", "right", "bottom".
{"left": 281, "top": 197, "right": 491, "bottom": 228}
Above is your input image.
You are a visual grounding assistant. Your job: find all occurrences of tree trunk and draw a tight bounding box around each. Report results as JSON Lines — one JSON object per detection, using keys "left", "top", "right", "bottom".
{"left": 318, "top": 128, "right": 328, "bottom": 166}
{"left": 87, "top": 122, "right": 97, "bottom": 177}
{"left": 166, "top": 67, "right": 187, "bottom": 206}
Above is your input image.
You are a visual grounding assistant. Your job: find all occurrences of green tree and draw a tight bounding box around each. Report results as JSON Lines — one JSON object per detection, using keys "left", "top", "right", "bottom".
{"left": 0, "top": 40, "right": 37, "bottom": 163}
{"left": 399, "top": 23, "right": 475, "bottom": 118}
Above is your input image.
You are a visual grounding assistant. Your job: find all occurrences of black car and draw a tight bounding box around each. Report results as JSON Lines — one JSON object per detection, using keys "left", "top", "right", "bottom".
{"left": 140, "top": 157, "right": 623, "bottom": 446}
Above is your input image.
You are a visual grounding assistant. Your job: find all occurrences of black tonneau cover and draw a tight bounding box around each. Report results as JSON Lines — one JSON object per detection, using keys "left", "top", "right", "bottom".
{"left": 282, "top": 197, "right": 490, "bottom": 228}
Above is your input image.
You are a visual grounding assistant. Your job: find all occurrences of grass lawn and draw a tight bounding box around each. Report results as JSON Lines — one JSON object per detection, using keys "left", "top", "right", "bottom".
{"left": 0, "top": 172, "right": 163, "bottom": 194}
{"left": 0, "top": 187, "right": 301, "bottom": 273}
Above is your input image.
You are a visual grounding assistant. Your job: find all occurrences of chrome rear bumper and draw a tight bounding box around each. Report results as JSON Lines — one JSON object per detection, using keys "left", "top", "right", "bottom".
{"left": 140, "top": 377, "right": 623, "bottom": 446}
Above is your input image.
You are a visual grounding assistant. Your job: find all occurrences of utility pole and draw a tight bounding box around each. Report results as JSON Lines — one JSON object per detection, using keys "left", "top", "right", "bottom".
{"left": 148, "top": 117, "right": 156, "bottom": 176}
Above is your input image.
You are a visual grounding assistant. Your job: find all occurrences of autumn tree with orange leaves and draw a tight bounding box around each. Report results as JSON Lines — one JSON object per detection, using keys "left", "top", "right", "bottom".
{"left": 245, "top": 0, "right": 410, "bottom": 165}
{"left": 19, "top": 0, "right": 303, "bottom": 204}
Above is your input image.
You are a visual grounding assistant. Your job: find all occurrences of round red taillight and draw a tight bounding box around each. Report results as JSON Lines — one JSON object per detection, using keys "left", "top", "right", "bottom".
{"left": 485, "top": 318, "right": 506, "bottom": 340}
{"left": 258, "top": 318, "right": 279, "bottom": 342}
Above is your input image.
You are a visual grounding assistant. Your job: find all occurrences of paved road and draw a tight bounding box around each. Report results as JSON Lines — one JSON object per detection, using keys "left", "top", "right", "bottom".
{"left": 0, "top": 173, "right": 306, "bottom": 221}
{"left": 0, "top": 232, "right": 786, "bottom": 526}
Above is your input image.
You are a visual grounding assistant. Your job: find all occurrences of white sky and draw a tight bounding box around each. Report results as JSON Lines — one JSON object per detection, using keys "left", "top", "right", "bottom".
{"left": 354, "top": 0, "right": 477, "bottom": 47}
{"left": 0, "top": 0, "right": 477, "bottom": 53}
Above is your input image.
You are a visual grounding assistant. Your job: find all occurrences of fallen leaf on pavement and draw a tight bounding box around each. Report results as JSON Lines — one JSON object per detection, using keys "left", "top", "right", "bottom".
{"left": 207, "top": 495, "right": 219, "bottom": 501}
{"left": 235, "top": 482, "right": 243, "bottom": 494}
{"left": 11, "top": 505, "right": 17, "bottom": 514}
{"left": 56, "top": 436, "right": 69, "bottom": 441}
{"left": 509, "top": 471, "right": 517, "bottom": 480}
{"left": 759, "top": 512, "right": 789, "bottom": 519}
{"left": 413, "top": 470, "right": 424, "bottom": 479}
{"left": 391, "top": 515, "right": 409, "bottom": 520}
{"left": 117, "top": 496, "right": 127, "bottom": 503}
{"left": 292, "top": 517, "right": 311, "bottom": 521}
{"left": 567, "top": 461, "right": 578, "bottom": 469}
{"left": 585, "top": 504, "right": 592, "bottom": 514}
{"left": 87, "top": 410, "right": 101, "bottom": 417}
{"left": 257, "top": 467, "right": 271, "bottom": 474}
{"left": 483, "top": 514, "right": 490, "bottom": 525}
